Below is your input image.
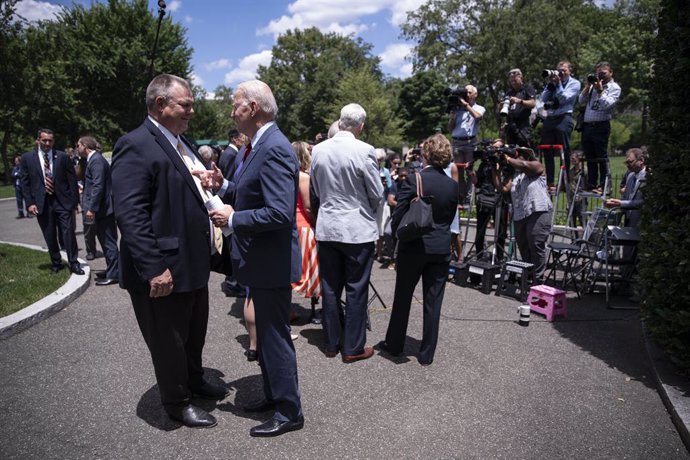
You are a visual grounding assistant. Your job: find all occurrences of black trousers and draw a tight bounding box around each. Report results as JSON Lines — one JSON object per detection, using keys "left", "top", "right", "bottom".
{"left": 540, "top": 114, "right": 573, "bottom": 185}
{"left": 251, "top": 286, "right": 302, "bottom": 422}
{"left": 95, "top": 214, "right": 119, "bottom": 279}
{"left": 581, "top": 121, "right": 611, "bottom": 189}
{"left": 36, "top": 195, "right": 79, "bottom": 267}
{"left": 318, "top": 241, "right": 374, "bottom": 356}
{"left": 385, "top": 251, "right": 450, "bottom": 364}
{"left": 129, "top": 287, "right": 209, "bottom": 410}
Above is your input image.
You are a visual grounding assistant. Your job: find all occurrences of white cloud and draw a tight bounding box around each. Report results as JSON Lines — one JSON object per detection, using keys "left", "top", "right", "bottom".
{"left": 379, "top": 43, "right": 414, "bottom": 79}
{"left": 15, "top": 0, "right": 62, "bottom": 23}
{"left": 184, "top": 15, "right": 192, "bottom": 24}
{"left": 204, "top": 58, "right": 232, "bottom": 72}
{"left": 190, "top": 72, "right": 204, "bottom": 87}
{"left": 167, "top": 0, "right": 182, "bottom": 12}
{"left": 388, "top": 0, "right": 426, "bottom": 26}
{"left": 223, "top": 50, "right": 273, "bottom": 86}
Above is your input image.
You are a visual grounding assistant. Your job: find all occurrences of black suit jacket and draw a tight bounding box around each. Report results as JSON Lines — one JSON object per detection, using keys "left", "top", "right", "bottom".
{"left": 218, "top": 145, "right": 238, "bottom": 179}
{"left": 82, "top": 152, "right": 114, "bottom": 217}
{"left": 111, "top": 118, "right": 228, "bottom": 293}
{"left": 20, "top": 149, "right": 79, "bottom": 214}
{"left": 392, "top": 167, "right": 459, "bottom": 255}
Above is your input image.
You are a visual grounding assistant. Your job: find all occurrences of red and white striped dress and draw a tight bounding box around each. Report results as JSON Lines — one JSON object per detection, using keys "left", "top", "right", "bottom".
{"left": 292, "top": 193, "right": 321, "bottom": 298}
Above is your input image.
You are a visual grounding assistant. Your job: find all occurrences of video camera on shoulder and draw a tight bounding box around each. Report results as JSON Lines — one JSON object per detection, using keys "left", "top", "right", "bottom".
{"left": 444, "top": 86, "right": 468, "bottom": 113}
{"left": 472, "top": 139, "right": 517, "bottom": 174}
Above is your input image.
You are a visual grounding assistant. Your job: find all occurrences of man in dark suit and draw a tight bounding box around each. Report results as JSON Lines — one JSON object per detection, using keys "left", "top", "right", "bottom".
{"left": 20, "top": 128, "right": 84, "bottom": 275}
{"left": 206, "top": 79, "right": 303, "bottom": 437}
{"left": 111, "top": 74, "right": 228, "bottom": 429}
{"left": 76, "top": 136, "right": 119, "bottom": 286}
{"left": 218, "top": 128, "right": 244, "bottom": 179}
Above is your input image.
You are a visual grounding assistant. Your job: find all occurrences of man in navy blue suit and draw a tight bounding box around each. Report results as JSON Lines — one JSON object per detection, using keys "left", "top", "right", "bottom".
{"left": 206, "top": 79, "right": 304, "bottom": 437}
{"left": 20, "top": 128, "right": 84, "bottom": 275}
{"left": 76, "top": 136, "right": 120, "bottom": 286}
{"left": 111, "top": 74, "right": 229, "bottom": 429}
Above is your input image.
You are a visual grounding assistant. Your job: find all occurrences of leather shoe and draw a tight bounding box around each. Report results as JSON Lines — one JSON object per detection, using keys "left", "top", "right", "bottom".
{"left": 374, "top": 340, "right": 401, "bottom": 357}
{"left": 323, "top": 349, "right": 338, "bottom": 358}
{"left": 69, "top": 263, "right": 85, "bottom": 275}
{"left": 242, "top": 399, "right": 275, "bottom": 413}
{"left": 191, "top": 381, "right": 229, "bottom": 400}
{"left": 85, "top": 252, "right": 95, "bottom": 261}
{"left": 166, "top": 404, "right": 217, "bottom": 428}
{"left": 250, "top": 416, "right": 304, "bottom": 437}
{"left": 245, "top": 349, "right": 257, "bottom": 362}
{"left": 95, "top": 278, "right": 118, "bottom": 286}
{"left": 50, "top": 264, "right": 65, "bottom": 274}
{"left": 342, "top": 346, "right": 374, "bottom": 363}
{"left": 94, "top": 270, "right": 106, "bottom": 279}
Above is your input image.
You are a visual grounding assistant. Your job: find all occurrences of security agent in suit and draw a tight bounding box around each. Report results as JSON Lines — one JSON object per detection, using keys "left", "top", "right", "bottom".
{"left": 606, "top": 148, "right": 647, "bottom": 229}
{"left": 218, "top": 128, "right": 243, "bottom": 179}
{"left": 378, "top": 134, "right": 459, "bottom": 366}
{"left": 111, "top": 74, "right": 229, "bottom": 429}
{"left": 20, "top": 128, "right": 84, "bottom": 275}
{"left": 76, "top": 136, "right": 119, "bottom": 285}
{"left": 309, "top": 103, "right": 384, "bottom": 362}
{"left": 205, "top": 80, "right": 304, "bottom": 437}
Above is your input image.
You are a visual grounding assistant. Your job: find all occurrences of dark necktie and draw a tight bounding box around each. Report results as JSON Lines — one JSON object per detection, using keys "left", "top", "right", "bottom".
{"left": 243, "top": 143, "right": 252, "bottom": 162}
{"left": 43, "top": 151, "right": 54, "bottom": 194}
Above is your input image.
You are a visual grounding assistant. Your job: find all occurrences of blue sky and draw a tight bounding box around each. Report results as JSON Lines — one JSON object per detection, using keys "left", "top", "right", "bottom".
{"left": 16, "top": 0, "right": 425, "bottom": 95}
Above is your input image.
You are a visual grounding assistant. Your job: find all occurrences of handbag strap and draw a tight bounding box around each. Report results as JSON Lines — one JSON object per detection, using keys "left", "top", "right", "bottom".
{"left": 415, "top": 172, "right": 424, "bottom": 198}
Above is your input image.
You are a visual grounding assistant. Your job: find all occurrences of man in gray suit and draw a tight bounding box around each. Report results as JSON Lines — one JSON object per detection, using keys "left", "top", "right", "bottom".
{"left": 605, "top": 147, "right": 646, "bottom": 229}
{"left": 310, "top": 103, "right": 384, "bottom": 362}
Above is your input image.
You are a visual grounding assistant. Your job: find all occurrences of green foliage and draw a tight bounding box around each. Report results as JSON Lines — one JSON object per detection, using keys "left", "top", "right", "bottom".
{"left": 326, "top": 69, "right": 404, "bottom": 149}
{"left": 396, "top": 71, "right": 448, "bottom": 142}
{"left": 0, "top": 243, "right": 70, "bottom": 318}
{"left": 186, "top": 85, "right": 235, "bottom": 141}
{"left": 639, "top": 0, "right": 690, "bottom": 370}
{"left": 258, "top": 28, "right": 382, "bottom": 141}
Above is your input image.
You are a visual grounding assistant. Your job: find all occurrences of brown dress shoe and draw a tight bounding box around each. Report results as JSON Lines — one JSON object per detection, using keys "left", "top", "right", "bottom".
{"left": 342, "top": 346, "right": 374, "bottom": 363}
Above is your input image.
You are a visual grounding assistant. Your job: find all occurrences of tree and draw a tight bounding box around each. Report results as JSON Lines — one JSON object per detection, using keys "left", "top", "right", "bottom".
{"left": 257, "top": 28, "right": 382, "bottom": 141}
{"left": 396, "top": 71, "right": 448, "bottom": 142}
{"left": 325, "top": 69, "right": 404, "bottom": 149}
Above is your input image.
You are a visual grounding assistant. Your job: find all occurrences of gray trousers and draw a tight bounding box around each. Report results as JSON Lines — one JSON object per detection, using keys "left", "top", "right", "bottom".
{"left": 514, "top": 210, "right": 552, "bottom": 281}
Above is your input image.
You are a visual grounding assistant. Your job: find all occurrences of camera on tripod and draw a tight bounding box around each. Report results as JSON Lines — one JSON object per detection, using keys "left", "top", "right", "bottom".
{"left": 444, "top": 86, "right": 468, "bottom": 113}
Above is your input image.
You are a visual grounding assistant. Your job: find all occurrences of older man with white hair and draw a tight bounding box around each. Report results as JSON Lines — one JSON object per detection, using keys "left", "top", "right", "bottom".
{"left": 310, "top": 103, "right": 384, "bottom": 363}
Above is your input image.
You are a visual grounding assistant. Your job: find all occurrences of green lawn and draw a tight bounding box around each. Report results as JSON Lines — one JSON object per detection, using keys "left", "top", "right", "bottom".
{"left": 0, "top": 243, "right": 70, "bottom": 318}
{"left": 0, "top": 184, "right": 15, "bottom": 199}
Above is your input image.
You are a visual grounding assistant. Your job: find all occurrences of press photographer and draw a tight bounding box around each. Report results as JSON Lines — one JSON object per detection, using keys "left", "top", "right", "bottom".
{"left": 578, "top": 61, "right": 621, "bottom": 192}
{"left": 496, "top": 142, "right": 553, "bottom": 282}
{"left": 447, "top": 84, "right": 486, "bottom": 206}
{"left": 500, "top": 69, "right": 536, "bottom": 148}
{"left": 539, "top": 60, "right": 581, "bottom": 190}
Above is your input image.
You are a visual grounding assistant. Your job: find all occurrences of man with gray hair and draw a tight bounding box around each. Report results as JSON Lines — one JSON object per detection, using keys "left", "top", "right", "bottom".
{"left": 310, "top": 103, "right": 384, "bottom": 363}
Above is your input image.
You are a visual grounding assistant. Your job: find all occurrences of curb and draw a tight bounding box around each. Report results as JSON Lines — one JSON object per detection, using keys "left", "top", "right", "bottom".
{"left": 0, "top": 241, "right": 90, "bottom": 340}
{"left": 642, "top": 322, "right": 690, "bottom": 452}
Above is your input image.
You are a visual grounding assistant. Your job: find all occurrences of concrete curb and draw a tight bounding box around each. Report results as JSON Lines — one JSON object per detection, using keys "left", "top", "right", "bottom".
{"left": 642, "top": 322, "right": 690, "bottom": 452}
{"left": 0, "top": 241, "right": 90, "bottom": 340}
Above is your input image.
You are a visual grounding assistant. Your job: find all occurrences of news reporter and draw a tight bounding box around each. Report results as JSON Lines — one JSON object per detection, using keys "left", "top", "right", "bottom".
{"left": 498, "top": 143, "right": 553, "bottom": 281}
{"left": 377, "top": 134, "right": 459, "bottom": 366}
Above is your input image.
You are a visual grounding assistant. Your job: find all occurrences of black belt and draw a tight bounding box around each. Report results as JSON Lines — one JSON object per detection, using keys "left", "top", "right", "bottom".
{"left": 453, "top": 136, "right": 475, "bottom": 141}
{"left": 583, "top": 120, "right": 610, "bottom": 127}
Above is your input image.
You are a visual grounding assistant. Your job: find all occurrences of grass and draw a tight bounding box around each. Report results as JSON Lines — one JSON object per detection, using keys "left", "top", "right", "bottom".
{"left": 0, "top": 243, "right": 70, "bottom": 318}
{"left": 0, "top": 184, "right": 15, "bottom": 199}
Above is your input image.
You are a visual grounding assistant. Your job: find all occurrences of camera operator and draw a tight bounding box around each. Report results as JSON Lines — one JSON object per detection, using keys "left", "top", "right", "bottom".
{"left": 496, "top": 141, "right": 553, "bottom": 282}
{"left": 468, "top": 153, "right": 509, "bottom": 262}
{"left": 501, "top": 69, "right": 536, "bottom": 147}
{"left": 578, "top": 61, "right": 621, "bottom": 192}
{"left": 405, "top": 146, "right": 423, "bottom": 174}
{"left": 539, "top": 60, "right": 581, "bottom": 190}
{"left": 448, "top": 85, "right": 486, "bottom": 206}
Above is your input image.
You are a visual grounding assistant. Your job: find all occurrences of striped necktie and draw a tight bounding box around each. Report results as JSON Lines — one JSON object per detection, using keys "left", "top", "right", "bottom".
{"left": 176, "top": 140, "right": 223, "bottom": 254}
{"left": 43, "top": 151, "right": 54, "bottom": 195}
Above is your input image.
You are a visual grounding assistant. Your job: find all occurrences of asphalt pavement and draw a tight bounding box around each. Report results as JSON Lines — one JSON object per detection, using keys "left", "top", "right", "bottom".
{"left": 0, "top": 197, "right": 688, "bottom": 459}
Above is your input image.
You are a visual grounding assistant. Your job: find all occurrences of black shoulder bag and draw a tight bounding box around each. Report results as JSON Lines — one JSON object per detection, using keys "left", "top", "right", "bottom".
{"left": 396, "top": 172, "right": 433, "bottom": 242}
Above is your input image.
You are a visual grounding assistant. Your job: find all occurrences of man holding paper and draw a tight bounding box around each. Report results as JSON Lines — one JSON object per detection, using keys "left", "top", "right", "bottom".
{"left": 111, "top": 74, "right": 229, "bottom": 429}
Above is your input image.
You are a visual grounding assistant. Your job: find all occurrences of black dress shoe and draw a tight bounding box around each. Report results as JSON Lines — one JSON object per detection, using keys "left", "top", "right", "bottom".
{"left": 85, "top": 253, "right": 95, "bottom": 261}
{"left": 166, "top": 404, "right": 217, "bottom": 428}
{"left": 250, "top": 416, "right": 304, "bottom": 437}
{"left": 245, "top": 349, "right": 257, "bottom": 362}
{"left": 50, "top": 264, "right": 65, "bottom": 274}
{"left": 375, "top": 340, "right": 402, "bottom": 357}
{"left": 95, "top": 278, "right": 119, "bottom": 286}
{"left": 242, "top": 399, "right": 275, "bottom": 413}
{"left": 191, "top": 381, "right": 229, "bottom": 400}
{"left": 94, "top": 270, "right": 106, "bottom": 279}
{"left": 69, "top": 263, "right": 85, "bottom": 275}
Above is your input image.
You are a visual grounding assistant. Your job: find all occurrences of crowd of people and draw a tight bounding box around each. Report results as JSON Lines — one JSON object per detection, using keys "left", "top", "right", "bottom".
{"left": 12, "top": 59, "right": 643, "bottom": 436}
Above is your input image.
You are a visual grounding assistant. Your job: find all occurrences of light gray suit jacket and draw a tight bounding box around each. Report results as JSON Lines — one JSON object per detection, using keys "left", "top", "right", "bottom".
{"left": 310, "top": 131, "right": 383, "bottom": 244}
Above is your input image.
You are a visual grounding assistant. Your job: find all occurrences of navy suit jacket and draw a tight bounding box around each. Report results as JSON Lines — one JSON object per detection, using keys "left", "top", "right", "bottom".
{"left": 392, "top": 166, "right": 459, "bottom": 255}
{"left": 82, "top": 152, "right": 114, "bottom": 217}
{"left": 111, "top": 118, "right": 221, "bottom": 293}
{"left": 218, "top": 145, "right": 238, "bottom": 179}
{"left": 20, "top": 149, "right": 79, "bottom": 214}
{"left": 230, "top": 124, "right": 301, "bottom": 288}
